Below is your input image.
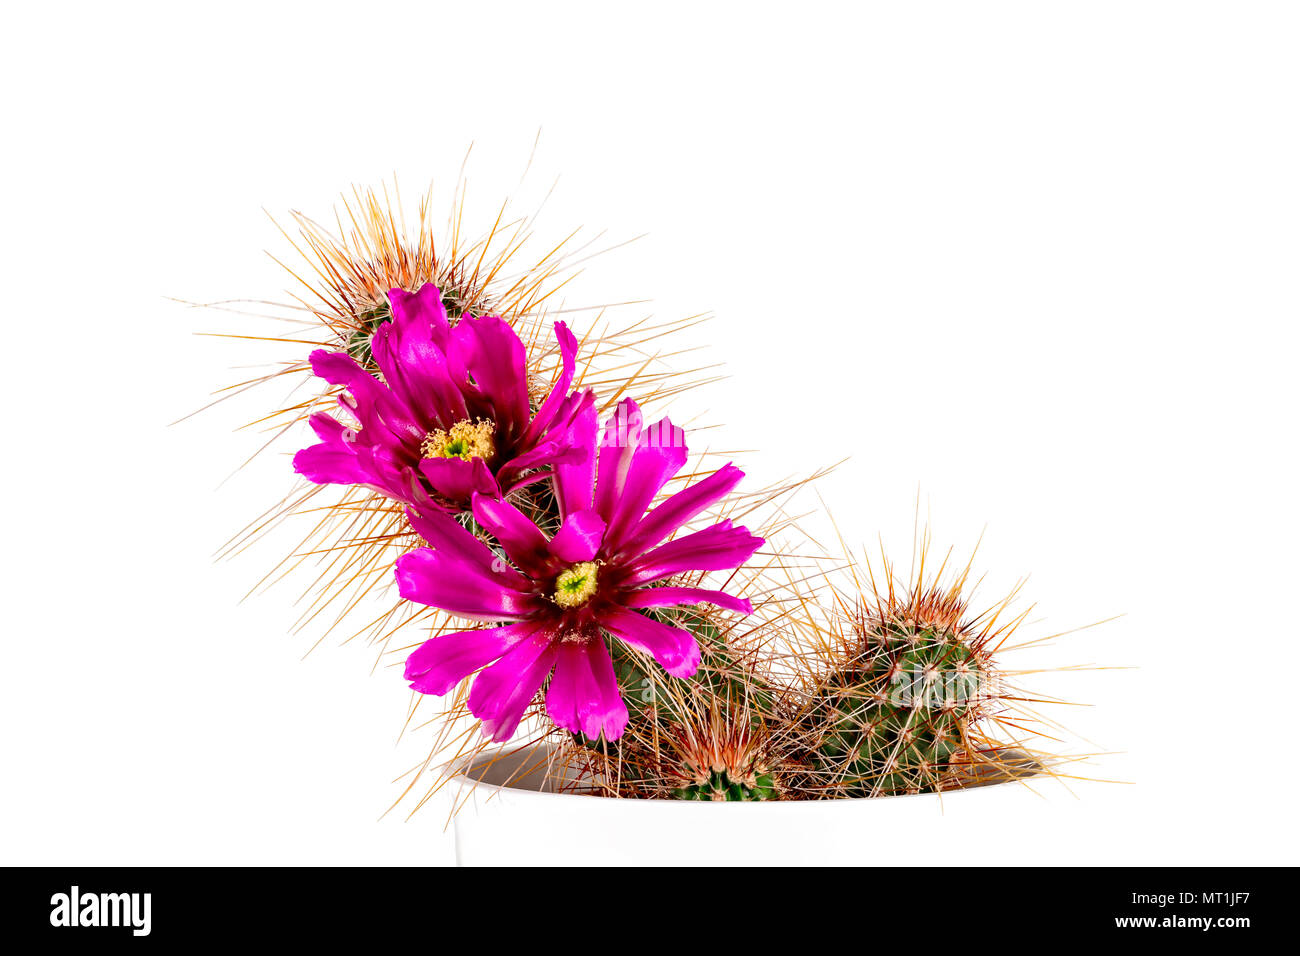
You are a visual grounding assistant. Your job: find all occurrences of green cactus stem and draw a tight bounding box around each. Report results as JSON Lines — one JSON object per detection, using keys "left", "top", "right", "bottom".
{"left": 811, "top": 615, "right": 989, "bottom": 796}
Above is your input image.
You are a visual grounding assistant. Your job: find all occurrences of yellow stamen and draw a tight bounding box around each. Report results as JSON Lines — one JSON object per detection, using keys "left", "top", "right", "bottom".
{"left": 421, "top": 419, "right": 495, "bottom": 462}
{"left": 553, "top": 562, "right": 599, "bottom": 608}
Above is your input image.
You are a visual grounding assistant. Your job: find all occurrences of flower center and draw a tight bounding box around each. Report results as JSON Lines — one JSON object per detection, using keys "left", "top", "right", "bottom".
{"left": 553, "top": 562, "right": 599, "bottom": 608}
{"left": 421, "top": 419, "right": 495, "bottom": 462}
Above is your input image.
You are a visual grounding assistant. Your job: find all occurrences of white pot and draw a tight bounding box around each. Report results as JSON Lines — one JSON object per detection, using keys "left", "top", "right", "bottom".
{"left": 450, "top": 744, "right": 1042, "bottom": 866}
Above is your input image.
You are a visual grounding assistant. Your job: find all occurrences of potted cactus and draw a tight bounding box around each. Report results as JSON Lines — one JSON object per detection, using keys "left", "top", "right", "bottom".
{"left": 203, "top": 181, "right": 1096, "bottom": 864}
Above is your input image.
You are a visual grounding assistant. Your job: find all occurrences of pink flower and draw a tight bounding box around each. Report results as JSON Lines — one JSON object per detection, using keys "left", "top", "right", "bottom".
{"left": 293, "top": 284, "right": 593, "bottom": 510}
{"left": 396, "top": 399, "right": 764, "bottom": 742}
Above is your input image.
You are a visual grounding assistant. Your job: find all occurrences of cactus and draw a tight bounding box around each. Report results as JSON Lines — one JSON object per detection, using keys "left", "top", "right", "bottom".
{"left": 670, "top": 762, "right": 779, "bottom": 801}
{"left": 811, "top": 611, "right": 991, "bottom": 796}
{"left": 343, "top": 303, "right": 393, "bottom": 366}
{"left": 662, "top": 698, "right": 781, "bottom": 801}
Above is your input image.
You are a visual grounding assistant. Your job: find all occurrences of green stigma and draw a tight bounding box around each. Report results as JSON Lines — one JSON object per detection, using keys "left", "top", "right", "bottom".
{"left": 553, "top": 562, "right": 599, "bottom": 608}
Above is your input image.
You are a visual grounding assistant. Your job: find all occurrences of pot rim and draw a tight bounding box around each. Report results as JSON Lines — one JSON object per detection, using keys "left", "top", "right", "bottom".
{"left": 450, "top": 742, "right": 1040, "bottom": 810}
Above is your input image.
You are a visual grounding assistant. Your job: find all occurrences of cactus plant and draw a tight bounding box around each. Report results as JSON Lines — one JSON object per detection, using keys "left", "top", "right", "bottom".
{"left": 669, "top": 752, "right": 780, "bottom": 801}
{"left": 810, "top": 600, "right": 993, "bottom": 796}
{"left": 671, "top": 770, "right": 778, "bottom": 801}
{"left": 658, "top": 697, "right": 782, "bottom": 801}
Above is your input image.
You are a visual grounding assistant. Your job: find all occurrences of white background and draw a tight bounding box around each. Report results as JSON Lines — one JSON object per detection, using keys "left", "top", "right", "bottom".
{"left": 2, "top": 2, "right": 1297, "bottom": 865}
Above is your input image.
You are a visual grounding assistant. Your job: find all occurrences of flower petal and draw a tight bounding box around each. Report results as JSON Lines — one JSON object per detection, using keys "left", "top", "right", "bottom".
{"left": 502, "top": 386, "right": 595, "bottom": 488}
{"left": 293, "top": 441, "right": 375, "bottom": 487}
{"left": 601, "top": 416, "right": 688, "bottom": 554}
{"left": 404, "top": 622, "right": 536, "bottom": 696}
{"left": 622, "top": 462, "right": 746, "bottom": 556}
{"left": 294, "top": 437, "right": 411, "bottom": 501}
{"left": 371, "top": 317, "right": 467, "bottom": 427}
{"left": 552, "top": 392, "right": 599, "bottom": 519}
{"left": 520, "top": 320, "right": 578, "bottom": 446}
{"left": 309, "top": 349, "right": 421, "bottom": 445}
{"left": 395, "top": 548, "right": 541, "bottom": 621}
{"left": 468, "top": 628, "right": 558, "bottom": 742}
{"left": 389, "top": 284, "right": 451, "bottom": 349}
{"left": 548, "top": 510, "right": 607, "bottom": 563}
{"left": 307, "top": 411, "right": 352, "bottom": 443}
{"left": 545, "top": 640, "right": 629, "bottom": 740}
{"left": 418, "top": 455, "right": 498, "bottom": 505}
{"left": 471, "top": 493, "right": 551, "bottom": 574}
{"left": 619, "top": 521, "right": 765, "bottom": 588}
{"left": 600, "top": 606, "right": 701, "bottom": 679}
{"left": 593, "top": 398, "right": 643, "bottom": 522}
{"left": 624, "top": 586, "right": 754, "bottom": 616}
{"left": 404, "top": 506, "right": 529, "bottom": 586}
{"left": 308, "top": 348, "right": 375, "bottom": 391}
{"left": 501, "top": 432, "right": 589, "bottom": 475}
{"left": 450, "top": 315, "right": 530, "bottom": 439}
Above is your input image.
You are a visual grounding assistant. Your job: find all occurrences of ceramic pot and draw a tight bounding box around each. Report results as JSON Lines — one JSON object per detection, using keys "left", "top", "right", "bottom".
{"left": 450, "top": 744, "right": 1042, "bottom": 865}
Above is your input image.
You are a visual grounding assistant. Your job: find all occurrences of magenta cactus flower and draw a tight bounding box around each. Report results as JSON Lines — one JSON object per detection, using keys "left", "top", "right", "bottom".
{"left": 293, "top": 284, "right": 594, "bottom": 510}
{"left": 396, "top": 398, "right": 764, "bottom": 742}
